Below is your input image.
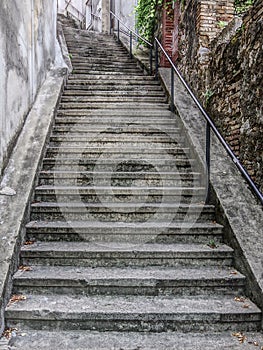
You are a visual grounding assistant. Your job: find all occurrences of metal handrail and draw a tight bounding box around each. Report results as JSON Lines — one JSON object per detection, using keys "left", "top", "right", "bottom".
{"left": 91, "top": 13, "right": 101, "bottom": 20}
{"left": 65, "top": 1, "right": 85, "bottom": 20}
{"left": 110, "top": 11, "right": 153, "bottom": 47}
{"left": 154, "top": 37, "right": 263, "bottom": 205}
{"left": 65, "top": 0, "right": 72, "bottom": 11}
{"left": 108, "top": 11, "right": 263, "bottom": 205}
{"left": 110, "top": 11, "right": 153, "bottom": 73}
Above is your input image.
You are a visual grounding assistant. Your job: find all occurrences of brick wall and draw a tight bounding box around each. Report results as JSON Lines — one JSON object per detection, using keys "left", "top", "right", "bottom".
{"left": 172, "top": 0, "right": 262, "bottom": 192}
{"left": 161, "top": 0, "right": 175, "bottom": 66}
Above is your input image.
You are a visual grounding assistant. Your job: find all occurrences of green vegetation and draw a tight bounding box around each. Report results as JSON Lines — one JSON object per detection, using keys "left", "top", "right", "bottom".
{"left": 203, "top": 89, "right": 214, "bottom": 107}
{"left": 135, "top": 0, "right": 178, "bottom": 44}
{"left": 235, "top": 0, "right": 254, "bottom": 14}
{"left": 217, "top": 21, "right": 228, "bottom": 29}
{"left": 135, "top": 0, "right": 160, "bottom": 44}
{"left": 135, "top": 0, "right": 255, "bottom": 45}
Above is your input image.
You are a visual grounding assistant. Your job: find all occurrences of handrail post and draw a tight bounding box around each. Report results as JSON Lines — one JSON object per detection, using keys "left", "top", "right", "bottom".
{"left": 150, "top": 47, "right": 153, "bottom": 75}
{"left": 170, "top": 67, "right": 175, "bottom": 112}
{"left": 117, "top": 20, "right": 120, "bottom": 42}
{"left": 110, "top": 12, "right": 112, "bottom": 34}
{"left": 155, "top": 42, "right": 158, "bottom": 80}
{"left": 205, "top": 122, "right": 211, "bottom": 203}
{"left": 129, "top": 31, "right": 132, "bottom": 58}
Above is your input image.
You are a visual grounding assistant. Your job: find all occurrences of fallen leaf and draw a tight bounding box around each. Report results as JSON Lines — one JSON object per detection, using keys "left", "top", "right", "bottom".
{"left": 8, "top": 294, "right": 27, "bottom": 306}
{"left": 234, "top": 296, "right": 246, "bottom": 303}
{"left": 18, "top": 265, "right": 32, "bottom": 272}
{"left": 232, "top": 332, "right": 247, "bottom": 344}
{"left": 3, "top": 328, "right": 18, "bottom": 340}
{"left": 230, "top": 271, "right": 238, "bottom": 275}
{"left": 23, "top": 240, "right": 35, "bottom": 246}
{"left": 242, "top": 303, "right": 250, "bottom": 308}
{"left": 207, "top": 240, "right": 218, "bottom": 249}
{"left": 248, "top": 341, "right": 259, "bottom": 346}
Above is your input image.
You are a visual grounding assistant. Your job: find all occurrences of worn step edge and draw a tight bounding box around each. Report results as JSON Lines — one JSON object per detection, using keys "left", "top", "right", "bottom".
{"left": 5, "top": 294, "right": 261, "bottom": 332}
{"left": 13, "top": 266, "right": 245, "bottom": 295}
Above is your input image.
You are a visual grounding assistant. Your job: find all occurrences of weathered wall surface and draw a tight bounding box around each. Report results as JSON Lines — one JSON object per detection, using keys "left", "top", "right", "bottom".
{"left": 176, "top": 0, "right": 263, "bottom": 192}
{"left": 208, "top": 1, "right": 263, "bottom": 190}
{"left": 113, "top": 0, "right": 136, "bottom": 31}
{"left": 0, "top": 0, "right": 57, "bottom": 176}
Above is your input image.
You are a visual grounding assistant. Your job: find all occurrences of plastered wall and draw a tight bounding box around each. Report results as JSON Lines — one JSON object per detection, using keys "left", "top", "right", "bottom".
{"left": 0, "top": 0, "right": 57, "bottom": 175}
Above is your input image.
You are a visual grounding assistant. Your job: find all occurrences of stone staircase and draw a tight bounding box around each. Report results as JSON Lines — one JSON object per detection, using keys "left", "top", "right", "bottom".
{"left": 3, "top": 18, "right": 262, "bottom": 349}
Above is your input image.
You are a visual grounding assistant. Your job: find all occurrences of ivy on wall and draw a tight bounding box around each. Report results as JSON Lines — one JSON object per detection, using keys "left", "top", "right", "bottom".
{"left": 135, "top": 0, "right": 161, "bottom": 43}
{"left": 235, "top": 0, "right": 255, "bottom": 14}
{"left": 135, "top": 0, "right": 177, "bottom": 43}
{"left": 135, "top": 0, "right": 255, "bottom": 44}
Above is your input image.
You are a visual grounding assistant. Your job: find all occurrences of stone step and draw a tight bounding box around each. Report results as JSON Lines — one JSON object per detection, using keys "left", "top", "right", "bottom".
{"left": 67, "top": 44, "right": 128, "bottom": 51}
{"left": 71, "top": 68, "right": 143, "bottom": 74}
{"left": 71, "top": 58, "right": 139, "bottom": 66}
{"left": 70, "top": 57, "right": 138, "bottom": 64}
{"left": 49, "top": 129, "right": 180, "bottom": 137}
{"left": 33, "top": 185, "right": 205, "bottom": 204}
{"left": 62, "top": 90, "right": 166, "bottom": 98}
{"left": 59, "top": 102, "right": 168, "bottom": 110}
{"left": 25, "top": 221, "right": 222, "bottom": 244}
{"left": 54, "top": 117, "right": 179, "bottom": 128}
{"left": 46, "top": 144, "right": 188, "bottom": 152}
{"left": 41, "top": 159, "right": 196, "bottom": 173}
{"left": 5, "top": 330, "right": 263, "bottom": 350}
{"left": 30, "top": 202, "right": 214, "bottom": 222}
{"left": 46, "top": 131, "right": 187, "bottom": 143}
{"left": 68, "top": 52, "right": 130, "bottom": 59}
{"left": 65, "top": 38, "right": 122, "bottom": 45}
{"left": 66, "top": 77, "right": 160, "bottom": 84}
{"left": 64, "top": 37, "right": 121, "bottom": 44}
{"left": 13, "top": 266, "right": 245, "bottom": 296}
{"left": 19, "top": 242, "right": 234, "bottom": 267}
{"left": 64, "top": 33, "right": 117, "bottom": 40}
{"left": 45, "top": 146, "right": 189, "bottom": 158}
{"left": 60, "top": 96, "right": 167, "bottom": 103}
{"left": 48, "top": 134, "right": 185, "bottom": 144}
{"left": 63, "top": 28, "right": 112, "bottom": 36}
{"left": 38, "top": 170, "right": 201, "bottom": 186}
{"left": 6, "top": 294, "right": 261, "bottom": 332}
{"left": 71, "top": 62, "right": 139, "bottom": 69}
{"left": 56, "top": 109, "right": 173, "bottom": 117}
{"left": 70, "top": 57, "right": 135, "bottom": 66}
{"left": 67, "top": 46, "right": 128, "bottom": 52}
{"left": 64, "top": 84, "right": 163, "bottom": 91}
{"left": 51, "top": 121, "right": 178, "bottom": 129}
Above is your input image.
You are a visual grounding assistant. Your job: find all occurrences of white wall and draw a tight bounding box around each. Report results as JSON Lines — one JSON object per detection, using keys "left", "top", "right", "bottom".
{"left": 0, "top": 0, "right": 57, "bottom": 174}
{"left": 86, "top": 0, "right": 102, "bottom": 31}
{"left": 113, "top": 0, "right": 137, "bottom": 32}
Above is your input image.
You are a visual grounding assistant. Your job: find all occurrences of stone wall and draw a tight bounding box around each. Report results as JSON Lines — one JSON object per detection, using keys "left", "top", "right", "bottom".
{"left": 175, "top": 0, "right": 263, "bottom": 192}
{"left": 0, "top": 0, "right": 57, "bottom": 176}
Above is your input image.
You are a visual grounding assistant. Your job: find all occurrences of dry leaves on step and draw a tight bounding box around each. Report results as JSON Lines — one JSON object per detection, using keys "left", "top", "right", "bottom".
{"left": 248, "top": 341, "right": 259, "bottom": 346}
{"left": 230, "top": 270, "right": 238, "bottom": 275}
{"left": 232, "top": 332, "right": 247, "bottom": 343}
{"left": 18, "top": 265, "right": 32, "bottom": 272}
{"left": 8, "top": 294, "right": 27, "bottom": 306}
{"left": 234, "top": 296, "right": 250, "bottom": 308}
{"left": 3, "top": 328, "right": 18, "bottom": 340}
{"left": 234, "top": 296, "right": 246, "bottom": 303}
{"left": 23, "top": 240, "right": 35, "bottom": 246}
